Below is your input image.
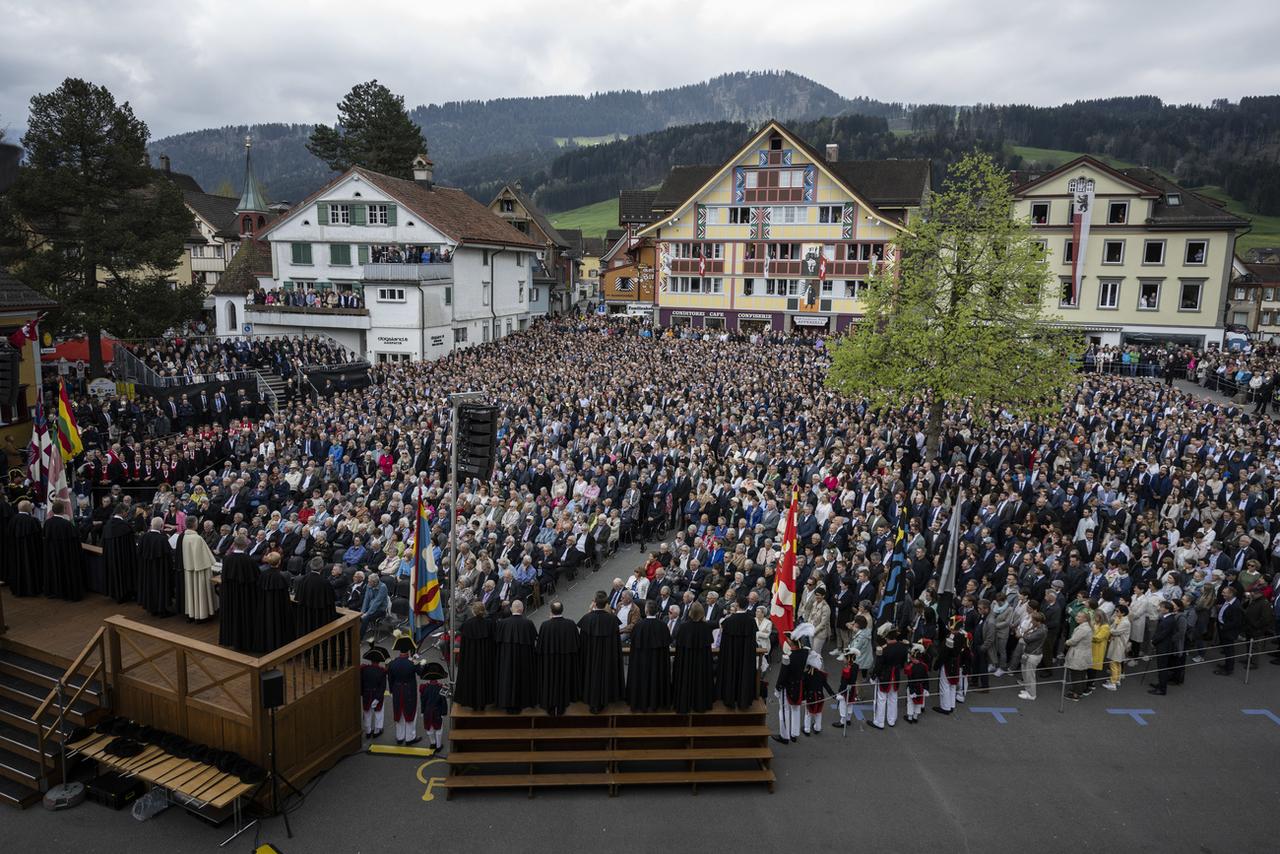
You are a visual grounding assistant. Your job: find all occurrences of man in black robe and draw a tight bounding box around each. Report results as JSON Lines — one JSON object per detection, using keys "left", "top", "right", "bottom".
{"left": 102, "top": 506, "right": 137, "bottom": 604}
{"left": 454, "top": 602, "right": 497, "bottom": 711}
{"left": 536, "top": 600, "right": 580, "bottom": 715}
{"left": 671, "top": 601, "right": 715, "bottom": 713}
{"left": 43, "top": 499, "right": 83, "bottom": 601}
{"left": 218, "top": 537, "right": 259, "bottom": 651}
{"left": 252, "top": 553, "right": 293, "bottom": 653}
{"left": 578, "top": 590, "right": 624, "bottom": 713}
{"left": 136, "top": 517, "right": 174, "bottom": 617}
{"left": 10, "top": 500, "right": 45, "bottom": 597}
{"left": 0, "top": 494, "right": 14, "bottom": 588}
{"left": 295, "top": 557, "right": 340, "bottom": 667}
{"left": 494, "top": 599, "right": 538, "bottom": 713}
{"left": 716, "top": 602, "right": 760, "bottom": 709}
{"left": 626, "top": 599, "right": 671, "bottom": 712}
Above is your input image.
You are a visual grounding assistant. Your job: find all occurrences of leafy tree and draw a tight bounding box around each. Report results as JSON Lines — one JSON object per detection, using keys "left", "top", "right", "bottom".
{"left": 827, "top": 152, "right": 1077, "bottom": 456}
{"left": 213, "top": 179, "right": 237, "bottom": 198}
{"left": 307, "top": 80, "right": 426, "bottom": 178}
{"left": 0, "top": 78, "right": 198, "bottom": 377}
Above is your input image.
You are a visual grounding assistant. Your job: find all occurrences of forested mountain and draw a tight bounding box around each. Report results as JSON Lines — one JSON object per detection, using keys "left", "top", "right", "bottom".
{"left": 149, "top": 71, "right": 896, "bottom": 203}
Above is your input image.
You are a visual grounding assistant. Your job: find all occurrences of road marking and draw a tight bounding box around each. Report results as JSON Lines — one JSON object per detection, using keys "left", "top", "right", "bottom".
{"left": 968, "top": 706, "right": 1018, "bottom": 724}
{"left": 1107, "top": 708, "right": 1156, "bottom": 726}
{"left": 370, "top": 744, "right": 436, "bottom": 757}
{"left": 416, "top": 758, "right": 448, "bottom": 803}
{"left": 1242, "top": 709, "right": 1280, "bottom": 726}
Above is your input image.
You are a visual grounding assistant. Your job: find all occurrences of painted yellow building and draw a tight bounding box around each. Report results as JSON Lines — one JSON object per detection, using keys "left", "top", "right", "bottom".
{"left": 0, "top": 266, "right": 57, "bottom": 467}
{"left": 1013, "top": 156, "right": 1248, "bottom": 347}
{"left": 636, "top": 121, "right": 930, "bottom": 333}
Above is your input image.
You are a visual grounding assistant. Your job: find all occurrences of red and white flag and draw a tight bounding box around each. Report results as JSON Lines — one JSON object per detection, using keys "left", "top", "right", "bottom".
{"left": 770, "top": 490, "right": 799, "bottom": 636}
{"left": 818, "top": 254, "right": 827, "bottom": 282}
{"left": 1068, "top": 177, "right": 1095, "bottom": 305}
{"left": 8, "top": 314, "right": 42, "bottom": 349}
{"left": 698, "top": 252, "right": 707, "bottom": 279}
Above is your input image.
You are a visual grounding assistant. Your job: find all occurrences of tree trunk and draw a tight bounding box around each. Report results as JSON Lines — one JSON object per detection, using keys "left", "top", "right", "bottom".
{"left": 83, "top": 251, "right": 105, "bottom": 379}
{"left": 925, "top": 396, "right": 945, "bottom": 461}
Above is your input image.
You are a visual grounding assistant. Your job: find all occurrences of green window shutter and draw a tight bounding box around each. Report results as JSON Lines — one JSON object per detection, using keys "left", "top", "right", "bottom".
{"left": 330, "top": 244, "right": 351, "bottom": 266}
{"left": 291, "top": 243, "right": 312, "bottom": 265}
{"left": 316, "top": 202, "right": 328, "bottom": 225}
{"left": 358, "top": 244, "right": 369, "bottom": 265}
{"left": 386, "top": 204, "right": 397, "bottom": 226}
{"left": 352, "top": 204, "right": 366, "bottom": 226}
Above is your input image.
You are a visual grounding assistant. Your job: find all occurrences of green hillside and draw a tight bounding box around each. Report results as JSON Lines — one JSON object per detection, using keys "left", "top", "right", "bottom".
{"left": 550, "top": 196, "right": 619, "bottom": 238}
{"left": 1010, "top": 145, "right": 1137, "bottom": 170}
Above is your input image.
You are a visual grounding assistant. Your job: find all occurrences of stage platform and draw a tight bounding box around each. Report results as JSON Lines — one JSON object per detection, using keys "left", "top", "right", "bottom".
{"left": 445, "top": 700, "right": 775, "bottom": 797}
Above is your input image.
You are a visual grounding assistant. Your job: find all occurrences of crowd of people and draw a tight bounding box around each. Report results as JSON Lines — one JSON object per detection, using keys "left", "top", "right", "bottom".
{"left": 248, "top": 287, "right": 364, "bottom": 310}
{"left": 130, "top": 334, "right": 353, "bottom": 385}
{"left": 3, "top": 315, "right": 1279, "bottom": 740}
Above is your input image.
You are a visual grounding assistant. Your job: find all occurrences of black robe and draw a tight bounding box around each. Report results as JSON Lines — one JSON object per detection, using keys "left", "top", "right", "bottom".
{"left": 626, "top": 616, "right": 672, "bottom": 712}
{"left": 454, "top": 615, "right": 497, "bottom": 711}
{"left": 0, "top": 497, "right": 14, "bottom": 586}
{"left": 101, "top": 515, "right": 137, "bottom": 604}
{"left": 10, "top": 512, "right": 44, "bottom": 597}
{"left": 577, "top": 609, "right": 624, "bottom": 711}
{"left": 218, "top": 552, "right": 259, "bottom": 651}
{"left": 494, "top": 614, "right": 538, "bottom": 712}
{"left": 671, "top": 620, "right": 715, "bottom": 714}
{"left": 293, "top": 570, "right": 340, "bottom": 667}
{"left": 252, "top": 566, "right": 293, "bottom": 653}
{"left": 135, "top": 531, "right": 174, "bottom": 617}
{"left": 536, "top": 617, "right": 580, "bottom": 715}
{"left": 716, "top": 611, "right": 759, "bottom": 709}
{"left": 42, "top": 514, "right": 83, "bottom": 601}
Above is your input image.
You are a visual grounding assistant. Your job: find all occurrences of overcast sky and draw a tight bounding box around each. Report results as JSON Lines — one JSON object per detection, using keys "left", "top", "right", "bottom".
{"left": 1, "top": 0, "right": 1276, "bottom": 141}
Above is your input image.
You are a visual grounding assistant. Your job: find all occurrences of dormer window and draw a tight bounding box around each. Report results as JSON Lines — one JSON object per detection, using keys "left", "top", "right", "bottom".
{"left": 1165, "top": 193, "right": 1182, "bottom": 206}
{"left": 500, "top": 199, "right": 515, "bottom": 213}
{"left": 770, "top": 136, "right": 783, "bottom": 151}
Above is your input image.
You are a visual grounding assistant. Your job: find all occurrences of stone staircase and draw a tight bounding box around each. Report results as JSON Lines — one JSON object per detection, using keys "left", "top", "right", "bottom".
{"left": 0, "top": 645, "right": 108, "bottom": 808}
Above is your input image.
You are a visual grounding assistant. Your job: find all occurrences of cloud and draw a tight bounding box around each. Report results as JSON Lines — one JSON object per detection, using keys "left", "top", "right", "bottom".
{"left": 1, "top": 0, "right": 1277, "bottom": 141}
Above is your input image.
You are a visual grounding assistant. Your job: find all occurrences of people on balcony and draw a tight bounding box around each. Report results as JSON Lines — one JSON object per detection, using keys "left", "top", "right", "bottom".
{"left": 369, "top": 244, "right": 452, "bottom": 264}
{"left": 249, "top": 286, "right": 363, "bottom": 310}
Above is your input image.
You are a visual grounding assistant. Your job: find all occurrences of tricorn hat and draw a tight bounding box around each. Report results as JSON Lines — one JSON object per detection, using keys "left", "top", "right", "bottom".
{"left": 393, "top": 634, "right": 416, "bottom": 654}
{"left": 363, "top": 646, "right": 389, "bottom": 663}
{"left": 420, "top": 661, "right": 446, "bottom": 680}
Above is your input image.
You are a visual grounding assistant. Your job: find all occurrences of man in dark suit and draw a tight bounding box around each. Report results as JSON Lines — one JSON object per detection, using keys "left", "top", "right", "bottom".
{"left": 346, "top": 571, "right": 368, "bottom": 611}
{"left": 1213, "top": 587, "right": 1245, "bottom": 675}
{"left": 1148, "top": 601, "right": 1179, "bottom": 695}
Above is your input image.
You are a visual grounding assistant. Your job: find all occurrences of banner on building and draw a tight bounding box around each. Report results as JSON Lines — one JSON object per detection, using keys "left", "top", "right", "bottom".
{"left": 1068, "top": 176, "right": 1095, "bottom": 305}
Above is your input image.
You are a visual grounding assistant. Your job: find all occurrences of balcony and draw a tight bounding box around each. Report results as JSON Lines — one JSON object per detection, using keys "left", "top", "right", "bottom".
{"left": 244, "top": 303, "right": 371, "bottom": 330}
{"left": 362, "top": 262, "right": 453, "bottom": 282}
{"left": 191, "top": 256, "right": 225, "bottom": 273}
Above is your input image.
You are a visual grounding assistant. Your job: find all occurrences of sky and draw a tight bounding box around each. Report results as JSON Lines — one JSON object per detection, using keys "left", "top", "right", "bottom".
{"left": 1, "top": 0, "right": 1277, "bottom": 141}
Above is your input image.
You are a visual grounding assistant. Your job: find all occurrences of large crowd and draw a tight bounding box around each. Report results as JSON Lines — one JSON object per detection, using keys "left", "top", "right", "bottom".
{"left": 3, "top": 315, "right": 1279, "bottom": 736}
{"left": 130, "top": 334, "right": 353, "bottom": 385}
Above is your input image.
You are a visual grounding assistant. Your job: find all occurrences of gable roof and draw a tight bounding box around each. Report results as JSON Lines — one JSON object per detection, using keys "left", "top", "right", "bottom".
{"left": 259, "top": 168, "right": 540, "bottom": 250}
{"left": 156, "top": 166, "right": 203, "bottom": 194}
{"left": 581, "top": 236, "right": 608, "bottom": 257}
{"left": 212, "top": 240, "right": 269, "bottom": 295}
{"left": 1241, "top": 262, "right": 1280, "bottom": 283}
{"left": 492, "top": 184, "right": 569, "bottom": 249}
{"left": 558, "top": 228, "right": 584, "bottom": 256}
{"left": 1118, "top": 167, "right": 1250, "bottom": 228}
{"left": 637, "top": 120, "right": 917, "bottom": 238}
{"left": 619, "top": 189, "right": 660, "bottom": 225}
{"left": 0, "top": 265, "right": 57, "bottom": 311}
{"left": 1011, "top": 155, "right": 1162, "bottom": 198}
{"left": 829, "top": 160, "right": 931, "bottom": 208}
{"left": 184, "top": 191, "right": 241, "bottom": 240}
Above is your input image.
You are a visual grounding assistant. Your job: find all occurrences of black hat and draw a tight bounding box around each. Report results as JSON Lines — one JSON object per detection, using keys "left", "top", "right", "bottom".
{"left": 393, "top": 635, "right": 416, "bottom": 654}
{"left": 420, "top": 661, "right": 446, "bottom": 680}
{"left": 105, "top": 738, "right": 145, "bottom": 759}
{"left": 66, "top": 726, "right": 94, "bottom": 746}
{"left": 215, "top": 751, "right": 243, "bottom": 774}
{"left": 95, "top": 715, "right": 122, "bottom": 735}
{"left": 236, "top": 760, "right": 268, "bottom": 785}
{"left": 363, "top": 646, "right": 389, "bottom": 663}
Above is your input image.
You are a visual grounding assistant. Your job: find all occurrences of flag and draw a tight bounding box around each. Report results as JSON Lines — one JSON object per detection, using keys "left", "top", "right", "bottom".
{"left": 7, "top": 314, "right": 42, "bottom": 349}
{"left": 769, "top": 490, "right": 799, "bottom": 636}
{"left": 28, "top": 399, "right": 49, "bottom": 502}
{"left": 762, "top": 251, "right": 771, "bottom": 281}
{"left": 411, "top": 480, "right": 444, "bottom": 641}
{"left": 936, "top": 498, "right": 962, "bottom": 599}
{"left": 55, "top": 379, "right": 84, "bottom": 460}
{"left": 1068, "top": 176, "right": 1095, "bottom": 305}
{"left": 877, "top": 506, "right": 909, "bottom": 620}
{"left": 44, "top": 422, "right": 69, "bottom": 517}
{"left": 818, "top": 253, "right": 827, "bottom": 281}
{"left": 698, "top": 252, "right": 706, "bottom": 279}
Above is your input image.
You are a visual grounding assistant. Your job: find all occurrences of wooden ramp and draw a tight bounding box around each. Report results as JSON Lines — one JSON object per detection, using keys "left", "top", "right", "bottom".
{"left": 445, "top": 700, "right": 774, "bottom": 797}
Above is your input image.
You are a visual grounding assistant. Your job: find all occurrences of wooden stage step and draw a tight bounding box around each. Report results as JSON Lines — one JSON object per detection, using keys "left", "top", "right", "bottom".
{"left": 450, "top": 724, "right": 769, "bottom": 741}
{"left": 447, "top": 746, "right": 772, "bottom": 765}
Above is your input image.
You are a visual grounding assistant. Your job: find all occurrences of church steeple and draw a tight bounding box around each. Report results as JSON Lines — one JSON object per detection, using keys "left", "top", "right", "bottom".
{"left": 236, "top": 135, "right": 270, "bottom": 215}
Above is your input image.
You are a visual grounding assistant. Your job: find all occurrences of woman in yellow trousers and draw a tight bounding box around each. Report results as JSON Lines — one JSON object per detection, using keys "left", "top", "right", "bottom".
{"left": 1089, "top": 611, "right": 1111, "bottom": 694}
{"left": 1105, "top": 604, "right": 1131, "bottom": 690}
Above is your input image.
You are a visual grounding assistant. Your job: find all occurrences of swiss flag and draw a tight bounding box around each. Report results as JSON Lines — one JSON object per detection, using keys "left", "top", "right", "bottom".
{"left": 7, "top": 315, "right": 41, "bottom": 349}
{"left": 698, "top": 253, "right": 707, "bottom": 279}
{"left": 818, "top": 254, "right": 827, "bottom": 281}
{"left": 769, "top": 491, "right": 799, "bottom": 636}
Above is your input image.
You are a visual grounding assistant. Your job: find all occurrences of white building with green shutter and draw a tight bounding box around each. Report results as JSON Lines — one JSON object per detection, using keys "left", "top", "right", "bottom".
{"left": 239, "top": 156, "right": 541, "bottom": 361}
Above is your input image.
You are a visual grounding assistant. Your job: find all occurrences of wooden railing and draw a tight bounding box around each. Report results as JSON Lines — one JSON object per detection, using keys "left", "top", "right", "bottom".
{"left": 34, "top": 626, "right": 109, "bottom": 787}
{"left": 102, "top": 611, "right": 361, "bottom": 793}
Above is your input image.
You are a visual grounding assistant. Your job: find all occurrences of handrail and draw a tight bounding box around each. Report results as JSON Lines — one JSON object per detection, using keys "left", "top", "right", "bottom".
{"left": 33, "top": 625, "right": 106, "bottom": 721}
{"left": 111, "top": 340, "right": 168, "bottom": 387}
{"left": 253, "top": 370, "right": 279, "bottom": 414}
{"left": 34, "top": 625, "right": 107, "bottom": 786}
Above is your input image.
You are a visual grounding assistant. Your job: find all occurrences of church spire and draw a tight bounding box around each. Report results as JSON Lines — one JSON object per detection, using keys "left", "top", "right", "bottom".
{"left": 236, "top": 134, "right": 270, "bottom": 214}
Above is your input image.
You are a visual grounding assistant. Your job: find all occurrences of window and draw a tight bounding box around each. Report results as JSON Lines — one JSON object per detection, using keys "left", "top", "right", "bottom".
{"left": 530, "top": 288, "right": 539, "bottom": 302}
{"left": 1098, "top": 279, "right": 1121, "bottom": 309}
{"left": 1234, "top": 287, "right": 1247, "bottom": 300}
{"left": 453, "top": 327, "right": 468, "bottom": 343}
{"left": 1138, "top": 280, "right": 1161, "bottom": 310}
{"left": 500, "top": 199, "right": 514, "bottom": 213}
{"left": 821, "top": 278, "right": 834, "bottom": 295}
{"left": 1107, "top": 201, "right": 1128, "bottom": 224}
{"left": 779, "top": 170, "right": 804, "bottom": 188}
{"left": 444, "top": 287, "right": 452, "bottom": 306}
{"left": 745, "top": 172, "right": 759, "bottom": 189}
{"left": 518, "top": 285, "right": 524, "bottom": 303}
{"left": 482, "top": 249, "right": 491, "bottom": 266}
{"left": 515, "top": 253, "right": 524, "bottom": 267}
{"left": 1059, "top": 278, "right": 1078, "bottom": 308}
{"left": 482, "top": 324, "right": 490, "bottom": 343}
{"left": 1030, "top": 202, "right": 1049, "bottom": 225}
{"left": 1143, "top": 240, "right": 1165, "bottom": 265}
{"left": 675, "top": 243, "right": 723, "bottom": 259}
{"left": 1062, "top": 240, "right": 1075, "bottom": 264}
{"left": 765, "top": 279, "right": 801, "bottom": 297}
{"left": 329, "top": 244, "right": 351, "bottom": 266}
{"left": 1031, "top": 239, "right": 1048, "bottom": 261}
{"left": 1184, "top": 240, "right": 1208, "bottom": 265}
{"left": 1266, "top": 288, "right": 1276, "bottom": 301}
{"left": 742, "top": 278, "right": 754, "bottom": 296}
{"left": 482, "top": 284, "right": 490, "bottom": 305}
{"left": 704, "top": 207, "right": 720, "bottom": 225}
{"left": 816, "top": 205, "right": 839, "bottom": 224}
{"left": 1165, "top": 193, "right": 1182, "bottom": 206}
{"left": 728, "top": 207, "right": 750, "bottom": 224}
{"left": 328, "top": 204, "right": 350, "bottom": 225}
{"left": 671, "top": 277, "right": 723, "bottom": 294}
{"left": 506, "top": 319, "right": 512, "bottom": 335}
{"left": 377, "top": 287, "right": 405, "bottom": 302}
{"left": 1233, "top": 311, "right": 1250, "bottom": 326}
{"left": 368, "top": 204, "right": 388, "bottom": 225}
{"left": 291, "top": 243, "right": 312, "bottom": 265}
{"left": 770, "top": 137, "right": 782, "bottom": 151}
{"left": 1102, "top": 240, "right": 1125, "bottom": 265}
{"left": 1179, "top": 280, "right": 1203, "bottom": 311}
{"left": 377, "top": 352, "right": 412, "bottom": 364}
{"left": 846, "top": 280, "right": 866, "bottom": 300}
